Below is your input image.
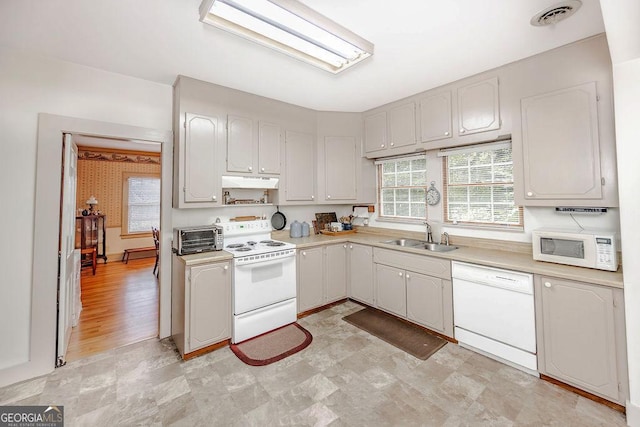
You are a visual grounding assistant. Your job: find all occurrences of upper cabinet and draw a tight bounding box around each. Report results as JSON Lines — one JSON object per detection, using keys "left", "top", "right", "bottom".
{"left": 364, "top": 102, "right": 417, "bottom": 157}
{"left": 173, "top": 112, "right": 221, "bottom": 208}
{"left": 284, "top": 130, "right": 315, "bottom": 202}
{"left": 226, "top": 115, "right": 280, "bottom": 175}
{"left": 324, "top": 136, "right": 357, "bottom": 202}
{"left": 419, "top": 91, "right": 452, "bottom": 143}
{"left": 519, "top": 82, "right": 602, "bottom": 203}
{"left": 457, "top": 77, "right": 501, "bottom": 136}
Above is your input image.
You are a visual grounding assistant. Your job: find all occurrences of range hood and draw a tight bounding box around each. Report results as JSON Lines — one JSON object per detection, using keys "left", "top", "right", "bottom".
{"left": 221, "top": 175, "right": 279, "bottom": 189}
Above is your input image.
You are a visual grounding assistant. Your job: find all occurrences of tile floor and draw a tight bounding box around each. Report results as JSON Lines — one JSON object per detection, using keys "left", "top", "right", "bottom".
{"left": 0, "top": 301, "right": 628, "bottom": 426}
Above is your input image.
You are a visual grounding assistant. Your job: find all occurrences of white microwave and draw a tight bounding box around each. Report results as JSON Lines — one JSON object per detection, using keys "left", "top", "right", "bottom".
{"left": 532, "top": 228, "right": 618, "bottom": 272}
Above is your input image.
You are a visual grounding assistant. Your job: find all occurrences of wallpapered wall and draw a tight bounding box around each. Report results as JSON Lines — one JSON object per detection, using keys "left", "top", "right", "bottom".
{"left": 76, "top": 148, "right": 161, "bottom": 228}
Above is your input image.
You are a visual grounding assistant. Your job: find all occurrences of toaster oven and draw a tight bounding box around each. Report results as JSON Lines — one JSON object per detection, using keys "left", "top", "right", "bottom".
{"left": 173, "top": 225, "right": 223, "bottom": 255}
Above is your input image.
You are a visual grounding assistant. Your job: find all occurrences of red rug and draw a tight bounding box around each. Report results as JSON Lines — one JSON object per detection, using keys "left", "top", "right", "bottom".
{"left": 230, "top": 323, "right": 313, "bottom": 366}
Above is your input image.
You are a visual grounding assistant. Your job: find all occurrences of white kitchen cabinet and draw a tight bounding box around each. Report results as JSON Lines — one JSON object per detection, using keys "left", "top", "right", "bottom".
{"left": 297, "top": 244, "right": 347, "bottom": 313}
{"left": 519, "top": 82, "right": 602, "bottom": 202}
{"left": 348, "top": 243, "right": 374, "bottom": 305}
{"left": 227, "top": 116, "right": 281, "bottom": 175}
{"left": 364, "top": 103, "right": 417, "bottom": 158}
{"left": 174, "top": 113, "right": 221, "bottom": 208}
{"left": 406, "top": 272, "right": 445, "bottom": 333}
{"left": 325, "top": 244, "right": 348, "bottom": 302}
{"left": 171, "top": 256, "right": 231, "bottom": 358}
{"left": 388, "top": 102, "right": 417, "bottom": 149}
{"left": 419, "top": 91, "right": 452, "bottom": 143}
{"left": 324, "top": 136, "right": 357, "bottom": 202}
{"left": 375, "top": 264, "right": 407, "bottom": 317}
{"left": 373, "top": 247, "right": 453, "bottom": 338}
{"left": 297, "top": 247, "right": 324, "bottom": 312}
{"left": 535, "top": 276, "right": 627, "bottom": 404}
{"left": 457, "top": 77, "right": 500, "bottom": 136}
{"left": 284, "top": 130, "right": 315, "bottom": 202}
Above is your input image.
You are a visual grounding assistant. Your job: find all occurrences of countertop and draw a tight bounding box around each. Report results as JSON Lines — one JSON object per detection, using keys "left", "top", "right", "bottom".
{"left": 174, "top": 250, "right": 234, "bottom": 266}
{"left": 273, "top": 229, "right": 624, "bottom": 289}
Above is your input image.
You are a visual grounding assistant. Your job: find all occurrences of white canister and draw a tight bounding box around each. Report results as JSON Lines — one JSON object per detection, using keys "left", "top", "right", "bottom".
{"left": 301, "top": 221, "right": 310, "bottom": 237}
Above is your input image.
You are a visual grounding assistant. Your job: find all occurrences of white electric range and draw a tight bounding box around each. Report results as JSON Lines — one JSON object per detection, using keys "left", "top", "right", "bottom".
{"left": 218, "top": 220, "right": 297, "bottom": 343}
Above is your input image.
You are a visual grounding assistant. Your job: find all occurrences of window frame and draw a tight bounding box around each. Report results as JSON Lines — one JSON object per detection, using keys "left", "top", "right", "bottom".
{"left": 441, "top": 141, "right": 523, "bottom": 229}
{"left": 121, "top": 172, "right": 161, "bottom": 238}
{"left": 376, "top": 154, "right": 428, "bottom": 224}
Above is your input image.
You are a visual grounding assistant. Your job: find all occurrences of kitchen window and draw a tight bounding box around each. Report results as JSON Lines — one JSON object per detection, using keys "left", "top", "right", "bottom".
{"left": 376, "top": 155, "right": 427, "bottom": 222}
{"left": 122, "top": 172, "right": 160, "bottom": 236}
{"left": 440, "top": 141, "right": 523, "bottom": 228}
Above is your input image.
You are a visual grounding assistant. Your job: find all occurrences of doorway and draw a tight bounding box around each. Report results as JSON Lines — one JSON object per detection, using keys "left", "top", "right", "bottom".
{"left": 59, "top": 134, "right": 163, "bottom": 363}
{"left": 2, "top": 114, "right": 171, "bottom": 388}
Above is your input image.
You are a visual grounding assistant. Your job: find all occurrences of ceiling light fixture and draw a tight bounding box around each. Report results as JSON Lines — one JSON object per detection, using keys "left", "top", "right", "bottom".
{"left": 199, "top": 0, "right": 374, "bottom": 74}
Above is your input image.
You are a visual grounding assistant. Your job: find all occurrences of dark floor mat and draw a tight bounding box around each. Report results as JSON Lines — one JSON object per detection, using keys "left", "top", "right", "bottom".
{"left": 343, "top": 307, "right": 447, "bottom": 360}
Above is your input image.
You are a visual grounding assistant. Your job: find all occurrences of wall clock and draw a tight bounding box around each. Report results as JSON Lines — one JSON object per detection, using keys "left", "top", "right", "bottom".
{"left": 426, "top": 181, "right": 441, "bottom": 206}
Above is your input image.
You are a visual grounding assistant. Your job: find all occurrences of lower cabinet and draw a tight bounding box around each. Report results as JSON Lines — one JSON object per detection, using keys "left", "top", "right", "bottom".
{"left": 348, "top": 243, "right": 374, "bottom": 305}
{"left": 535, "top": 275, "right": 628, "bottom": 404}
{"left": 373, "top": 248, "right": 453, "bottom": 338}
{"left": 172, "top": 255, "right": 231, "bottom": 358}
{"left": 297, "top": 244, "right": 348, "bottom": 313}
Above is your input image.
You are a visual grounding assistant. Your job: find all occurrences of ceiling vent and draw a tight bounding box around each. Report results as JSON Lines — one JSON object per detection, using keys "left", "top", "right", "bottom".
{"left": 530, "top": 1, "right": 582, "bottom": 26}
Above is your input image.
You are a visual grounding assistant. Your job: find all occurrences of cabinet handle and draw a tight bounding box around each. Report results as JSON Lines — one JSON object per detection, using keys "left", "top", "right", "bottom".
{"left": 248, "top": 166, "right": 253, "bottom": 171}
{"left": 381, "top": 144, "right": 385, "bottom": 148}
{"left": 444, "top": 131, "right": 450, "bottom": 136}
{"left": 460, "top": 129, "right": 466, "bottom": 134}
{"left": 311, "top": 195, "right": 314, "bottom": 200}
{"left": 261, "top": 167, "right": 265, "bottom": 172}
{"left": 527, "top": 191, "right": 534, "bottom": 197}
{"left": 406, "top": 274, "right": 410, "bottom": 279}
{"left": 224, "top": 265, "right": 228, "bottom": 270}
{"left": 544, "top": 282, "right": 551, "bottom": 288}
{"left": 302, "top": 251, "right": 306, "bottom": 256}
{"left": 327, "top": 195, "right": 331, "bottom": 199}
{"left": 212, "top": 196, "right": 217, "bottom": 201}
{"left": 343, "top": 245, "right": 347, "bottom": 249}
{"left": 350, "top": 245, "right": 353, "bottom": 249}
{"left": 398, "top": 272, "right": 403, "bottom": 277}
{"left": 390, "top": 142, "right": 395, "bottom": 147}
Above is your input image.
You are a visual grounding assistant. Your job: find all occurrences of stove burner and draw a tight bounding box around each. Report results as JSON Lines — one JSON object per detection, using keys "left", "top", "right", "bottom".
{"left": 247, "top": 241, "right": 257, "bottom": 246}
{"left": 266, "top": 241, "right": 285, "bottom": 247}
{"left": 260, "top": 240, "right": 274, "bottom": 244}
{"left": 226, "top": 243, "right": 246, "bottom": 249}
{"left": 234, "top": 247, "right": 252, "bottom": 252}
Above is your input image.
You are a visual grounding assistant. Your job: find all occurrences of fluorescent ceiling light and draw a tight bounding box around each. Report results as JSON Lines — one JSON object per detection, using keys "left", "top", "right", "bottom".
{"left": 199, "top": 0, "right": 374, "bottom": 73}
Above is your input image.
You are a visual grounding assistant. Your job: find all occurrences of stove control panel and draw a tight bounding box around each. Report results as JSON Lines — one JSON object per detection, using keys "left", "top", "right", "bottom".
{"left": 219, "top": 220, "right": 271, "bottom": 236}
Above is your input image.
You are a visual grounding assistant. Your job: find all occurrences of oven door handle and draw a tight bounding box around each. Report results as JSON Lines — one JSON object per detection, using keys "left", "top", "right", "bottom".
{"left": 235, "top": 254, "right": 295, "bottom": 268}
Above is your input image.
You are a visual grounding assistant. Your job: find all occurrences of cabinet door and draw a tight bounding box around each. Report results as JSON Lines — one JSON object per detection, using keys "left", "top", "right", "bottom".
{"left": 325, "top": 244, "right": 348, "bottom": 303}
{"left": 298, "top": 247, "right": 324, "bottom": 312}
{"left": 457, "top": 77, "right": 500, "bottom": 136}
{"left": 324, "top": 137, "right": 357, "bottom": 201}
{"left": 285, "top": 131, "right": 316, "bottom": 201}
{"left": 349, "top": 244, "right": 374, "bottom": 305}
{"left": 388, "top": 102, "right": 416, "bottom": 149}
{"left": 364, "top": 112, "right": 387, "bottom": 155}
{"left": 188, "top": 262, "right": 231, "bottom": 352}
{"left": 184, "top": 113, "right": 220, "bottom": 204}
{"left": 520, "top": 82, "right": 602, "bottom": 201}
{"left": 419, "top": 91, "right": 452, "bottom": 143}
{"left": 227, "top": 115, "right": 254, "bottom": 173}
{"left": 539, "top": 277, "right": 619, "bottom": 401}
{"left": 375, "top": 264, "right": 407, "bottom": 317}
{"left": 258, "top": 121, "right": 280, "bottom": 174}
{"left": 406, "top": 272, "right": 444, "bottom": 332}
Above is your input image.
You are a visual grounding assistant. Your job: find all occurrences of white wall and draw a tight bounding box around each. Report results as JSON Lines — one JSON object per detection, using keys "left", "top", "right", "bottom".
{"left": 0, "top": 48, "right": 172, "bottom": 373}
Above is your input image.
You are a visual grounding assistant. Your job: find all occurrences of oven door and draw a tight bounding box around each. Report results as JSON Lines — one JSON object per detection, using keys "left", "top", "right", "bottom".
{"left": 233, "top": 252, "right": 296, "bottom": 315}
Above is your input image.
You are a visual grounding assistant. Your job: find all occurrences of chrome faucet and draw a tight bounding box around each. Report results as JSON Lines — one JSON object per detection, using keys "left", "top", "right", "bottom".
{"left": 424, "top": 221, "right": 433, "bottom": 243}
{"left": 442, "top": 232, "right": 450, "bottom": 246}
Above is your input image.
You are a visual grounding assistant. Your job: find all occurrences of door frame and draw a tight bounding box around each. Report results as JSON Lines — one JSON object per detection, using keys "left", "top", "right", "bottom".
{"left": 0, "top": 113, "right": 172, "bottom": 387}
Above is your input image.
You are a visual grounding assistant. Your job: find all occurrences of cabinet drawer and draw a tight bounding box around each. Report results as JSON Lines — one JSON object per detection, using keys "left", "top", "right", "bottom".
{"left": 373, "top": 248, "right": 451, "bottom": 279}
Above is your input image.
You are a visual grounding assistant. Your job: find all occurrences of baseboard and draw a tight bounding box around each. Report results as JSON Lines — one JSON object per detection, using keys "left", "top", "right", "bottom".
{"left": 627, "top": 400, "right": 640, "bottom": 427}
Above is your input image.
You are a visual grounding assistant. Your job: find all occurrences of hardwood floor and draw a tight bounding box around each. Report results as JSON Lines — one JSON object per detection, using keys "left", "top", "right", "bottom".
{"left": 65, "top": 257, "right": 159, "bottom": 362}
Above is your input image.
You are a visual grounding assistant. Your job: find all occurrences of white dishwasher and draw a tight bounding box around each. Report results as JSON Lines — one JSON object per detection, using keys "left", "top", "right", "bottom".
{"left": 452, "top": 261, "right": 537, "bottom": 375}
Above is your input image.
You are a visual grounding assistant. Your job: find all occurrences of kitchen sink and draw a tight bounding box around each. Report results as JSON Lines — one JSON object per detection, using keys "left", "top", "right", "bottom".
{"left": 381, "top": 239, "right": 459, "bottom": 252}
{"left": 381, "top": 238, "right": 425, "bottom": 247}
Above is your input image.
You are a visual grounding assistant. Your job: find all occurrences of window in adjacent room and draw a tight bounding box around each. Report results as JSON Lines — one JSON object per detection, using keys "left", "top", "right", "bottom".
{"left": 122, "top": 172, "right": 160, "bottom": 236}
{"left": 377, "top": 155, "right": 427, "bottom": 222}
{"left": 440, "top": 141, "right": 523, "bottom": 228}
